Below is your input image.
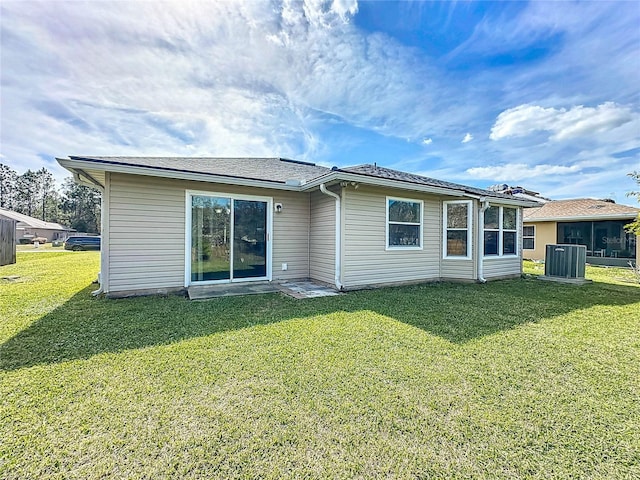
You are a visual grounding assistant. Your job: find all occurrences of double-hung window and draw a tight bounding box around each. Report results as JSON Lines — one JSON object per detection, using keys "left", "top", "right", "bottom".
{"left": 484, "top": 206, "right": 518, "bottom": 256}
{"left": 443, "top": 201, "right": 471, "bottom": 258}
{"left": 522, "top": 226, "right": 535, "bottom": 250}
{"left": 386, "top": 197, "right": 423, "bottom": 249}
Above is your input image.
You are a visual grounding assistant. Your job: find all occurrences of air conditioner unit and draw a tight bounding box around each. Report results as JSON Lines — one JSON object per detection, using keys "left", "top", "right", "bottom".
{"left": 544, "top": 244, "right": 587, "bottom": 279}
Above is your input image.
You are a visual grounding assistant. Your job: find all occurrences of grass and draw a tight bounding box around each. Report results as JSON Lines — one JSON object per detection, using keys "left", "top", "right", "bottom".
{"left": 1, "top": 253, "right": 639, "bottom": 479}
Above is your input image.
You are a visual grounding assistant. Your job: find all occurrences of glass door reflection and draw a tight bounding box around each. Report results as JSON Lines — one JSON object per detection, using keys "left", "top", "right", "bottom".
{"left": 191, "top": 196, "right": 231, "bottom": 281}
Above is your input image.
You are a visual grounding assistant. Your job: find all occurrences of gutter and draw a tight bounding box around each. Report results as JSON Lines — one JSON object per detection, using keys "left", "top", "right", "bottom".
{"left": 477, "top": 198, "right": 490, "bottom": 284}
{"left": 319, "top": 183, "right": 343, "bottom": 290}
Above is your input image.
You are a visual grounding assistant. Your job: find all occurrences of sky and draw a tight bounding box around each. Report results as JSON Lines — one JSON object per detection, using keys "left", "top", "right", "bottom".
{"left": 1, "top": 0, "right": 639, "bottom": 202}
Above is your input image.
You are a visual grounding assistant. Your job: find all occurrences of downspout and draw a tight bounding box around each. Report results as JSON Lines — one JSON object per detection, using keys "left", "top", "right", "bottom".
{"left": 319, "top": 183, "right": 343, "bottom": 290}
{"left": 477, "top": 197, "right": 490, "bottom": 283}
{"left": 92, "top": 191, "right": 105, "bottom": 296}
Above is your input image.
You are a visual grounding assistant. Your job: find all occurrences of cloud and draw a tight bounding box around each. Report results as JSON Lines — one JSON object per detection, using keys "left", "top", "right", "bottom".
{"left": 490, "top": 102, "right": 636, "bottom": 141}
{"left": 461, "top": 133, "right": 473, "bottom": 143}
{"left": 0, "top": 0, "right": 446, "bottom": 181}
{"left": 465, "top": 163, "right": 582, "bottom": 181}
{"left": 302, "top": 0, "right": 358, "bottom": 27}
{"left": 0, "top": 0, "right": 638, "bottom": 204}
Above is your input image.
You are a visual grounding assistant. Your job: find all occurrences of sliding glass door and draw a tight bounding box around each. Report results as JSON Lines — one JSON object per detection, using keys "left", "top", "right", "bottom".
{"left": 191, "top": 196, "right": 231, "bottom": 281}
{"left": 190, "top": 194, "right": 269, "bottom": 283}
{"left": 233, "top": 200, "right": 267, "bottom": 279}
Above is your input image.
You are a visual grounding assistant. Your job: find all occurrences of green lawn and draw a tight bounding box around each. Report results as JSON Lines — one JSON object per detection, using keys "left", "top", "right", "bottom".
{"left": 1, "top": 253, "right": 639, "bottom": 479}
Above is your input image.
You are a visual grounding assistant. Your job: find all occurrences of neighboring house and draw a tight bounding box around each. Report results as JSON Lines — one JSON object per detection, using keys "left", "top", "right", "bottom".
{"left": 57, "top": 156, "right": 536, "bottom": 297}
{"left": 523, "top": 199, "right": 639, "bottom": 267}
{"left": 0, "top": 207, "right": 73, "bottom": 243}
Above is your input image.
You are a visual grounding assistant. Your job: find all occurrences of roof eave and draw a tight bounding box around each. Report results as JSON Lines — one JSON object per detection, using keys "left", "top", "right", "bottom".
{"left": 301, "top": 171, "right": 473, "bottom": 196}
{"left": 57, "top": 157, "right": 304, "bottom": 192}
{"left": 57, "top": 157, "right": 538, "bottom": 206}
{"left": 301, "top": 171, "right": 537, "bottom": 206}
{"left": 524, "top": 213, "right": 638, "bottom": 222}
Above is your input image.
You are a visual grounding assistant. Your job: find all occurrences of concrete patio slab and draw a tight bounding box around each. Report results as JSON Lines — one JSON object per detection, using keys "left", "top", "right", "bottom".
{"left": 188, "top": 282, "right": 280, "bottom": 300}
{"left": 278, "top": 281, "right": 341, "bottom": 299}
{"left": 187, "top": 280, "right": 341, "bottom": 300}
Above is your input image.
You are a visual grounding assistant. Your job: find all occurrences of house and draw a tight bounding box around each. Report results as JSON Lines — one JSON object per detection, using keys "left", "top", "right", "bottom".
{"left": 523, "top": 199, "right": 639, "bottom": 267}
{"left": 57, "top": 156, "right": 536, "bottom": 297}
{"left": 0, "top": 207, "right": 73, "bottom": 243}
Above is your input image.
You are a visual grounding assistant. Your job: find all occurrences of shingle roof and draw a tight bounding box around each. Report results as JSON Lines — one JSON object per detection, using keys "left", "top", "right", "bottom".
{"left": 68, "top": 156, "right": 331, "bottom": 184}
{"left": 0, "top": 207, "right": 69, "bottom": 230}
{"left": 339, "top": 164, "right": 522, "bottom": 201}
{"left": 524, "top": 198, "right": 639, "bottom": 221}
{"left": 60, "top": 157, "right": 534, "bottom": 204}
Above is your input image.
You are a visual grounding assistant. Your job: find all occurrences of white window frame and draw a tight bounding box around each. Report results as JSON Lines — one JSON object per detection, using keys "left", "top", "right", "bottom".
{"left": 522, "top": 225, "right": 535, "bottom": 250}
{"left": 185, "top": 190, "right": 273, "bottom": 286}
{"left": 483, "top": 206, "right": 519, "bottom": 258}
{"left": 385, "top": 196, "right": 423, "bottom": 250}
{"left": 443, "top": 200, "right": 472, "bottom": 259}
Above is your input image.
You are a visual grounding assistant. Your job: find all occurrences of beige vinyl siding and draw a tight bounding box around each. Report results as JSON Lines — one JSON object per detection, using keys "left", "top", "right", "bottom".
{"left": 106, "top": 173, "right": 310, "bottom": 293}
{"left": 341, "top": 186, "right": 441, "bottom": 288}
{"left": 482, "top": 257, "right": 521, "bottom": 279}
{"left": 439, "top": 259, "right": 475, "bottom": 280}
{"left": 108, "top": 174, "right": 184, "bottom": 292}
{"left": 271, "top": 191, "right": 310, "bottom": 282}
{"left": 309, "top": 188, "right": 335, "bottom": 285}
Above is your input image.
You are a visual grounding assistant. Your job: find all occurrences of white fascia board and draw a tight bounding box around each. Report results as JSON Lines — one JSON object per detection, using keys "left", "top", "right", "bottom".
{"left": 57, "top": 158, "right": 301, "bottom": 192}
{"left": 524, "top": 214, "right": 638, "bottom": 222}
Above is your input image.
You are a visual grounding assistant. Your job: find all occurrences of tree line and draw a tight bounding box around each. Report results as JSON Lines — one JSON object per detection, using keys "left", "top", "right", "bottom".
{"left": 0, "top": 164, "right": 101, "bottom": 233}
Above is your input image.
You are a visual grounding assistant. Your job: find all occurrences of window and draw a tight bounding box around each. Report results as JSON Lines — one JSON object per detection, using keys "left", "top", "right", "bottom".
{"left": 443, "top": 201, "right": 471, "bottom": 258}
{"left": 386, "top": 197, "right": 423, "bottom": 249}
{"left": 483, "top": 206, "right": 519, "bottom": 256}
{"left": 523, "top": 225, "right": 535, "bottom": 250}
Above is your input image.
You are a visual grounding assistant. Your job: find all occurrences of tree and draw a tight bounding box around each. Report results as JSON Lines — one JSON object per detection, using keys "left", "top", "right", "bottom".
{"left": 0, "top": 164, "right": 18, "bottom": 209}
{"left": 12, "top": 168, "right": 57, "bottom": 221}
{"left": 624, "top": 171, "right": 640, "bottom": 235}
{"left": 15, "top": 170, "right": 39, "bottom": 217}
{"left": 60, "top": 178, "right": 101, "bottom": 233}
{"left": 36, "top": 168, "right": 55, "bottom": 221}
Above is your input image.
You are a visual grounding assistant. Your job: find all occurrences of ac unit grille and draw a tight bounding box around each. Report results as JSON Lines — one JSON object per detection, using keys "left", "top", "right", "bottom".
{"left": 544, "top": 244, "right": 587, "bottom": 279}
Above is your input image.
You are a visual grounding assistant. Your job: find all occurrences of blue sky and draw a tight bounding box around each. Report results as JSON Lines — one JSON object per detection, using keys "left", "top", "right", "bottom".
{"left": 1, "top": 0, "right": 639, "bottom": 201}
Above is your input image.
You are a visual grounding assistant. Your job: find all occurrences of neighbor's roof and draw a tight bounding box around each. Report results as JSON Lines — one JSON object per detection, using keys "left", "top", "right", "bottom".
{"left": 0, "top": 207, "right": 69, "bottom": 230}
{"left": 524, "top": 198, "right": 639, "bottom": 222}
{"left": 57, "top": 156, "right": 536, "bottom": 205}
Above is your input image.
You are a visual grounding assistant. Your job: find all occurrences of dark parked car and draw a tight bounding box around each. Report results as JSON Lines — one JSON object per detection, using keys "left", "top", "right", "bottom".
{"left": 64, "top": 236, "right": 101, "bottom": 251}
